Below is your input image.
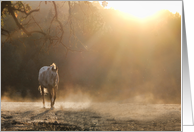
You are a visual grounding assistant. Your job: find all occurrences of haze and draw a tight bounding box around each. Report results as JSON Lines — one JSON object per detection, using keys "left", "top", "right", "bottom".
{"left": 1, "top": 1, "right": 181, "bottom": 104}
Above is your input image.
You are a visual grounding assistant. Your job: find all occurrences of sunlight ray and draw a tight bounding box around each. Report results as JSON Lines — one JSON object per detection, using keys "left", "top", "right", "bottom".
{"left": 99, "top": 1, "right": 182, "bottom": 19}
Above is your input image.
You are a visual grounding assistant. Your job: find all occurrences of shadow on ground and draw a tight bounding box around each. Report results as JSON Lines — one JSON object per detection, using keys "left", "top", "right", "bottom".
{"left": 1, "top": 102, "right": 181, "bottom": 131}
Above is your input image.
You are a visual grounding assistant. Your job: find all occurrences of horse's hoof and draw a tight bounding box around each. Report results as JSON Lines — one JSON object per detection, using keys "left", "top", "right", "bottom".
{"left": 51, "top": 106, "right": 55, "bottom": 110}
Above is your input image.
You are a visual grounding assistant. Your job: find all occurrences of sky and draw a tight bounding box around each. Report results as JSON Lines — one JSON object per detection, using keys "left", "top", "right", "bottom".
{"left": 99, "top": 1, "right": 182, "bottom": 19}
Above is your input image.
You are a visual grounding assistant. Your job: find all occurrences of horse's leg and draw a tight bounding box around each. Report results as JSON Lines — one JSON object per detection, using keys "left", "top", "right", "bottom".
{"left": 49, "top": 89, "right": 53, "bottom": 108}
{"left": 53, "top": 87, "right": 57, "bottom": 107}
{"left": 41, "top": 86, "right": 45, "bottom": 108}
{"left": 51, "top": 88, "right": 55, "bottom": 108}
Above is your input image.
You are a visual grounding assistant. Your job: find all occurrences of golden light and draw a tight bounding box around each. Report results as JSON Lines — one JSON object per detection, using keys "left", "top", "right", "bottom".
{"left": 101, "top": 1, "right": 182, "bottom": 19}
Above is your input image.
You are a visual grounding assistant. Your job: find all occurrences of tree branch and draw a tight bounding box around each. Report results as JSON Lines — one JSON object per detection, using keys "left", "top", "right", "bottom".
{"left": 1, "top": 1, "right": 89, "bottom": 54}
{"left": 7, "top": 3, "right": 31, "bottom": 36}
{"left": 1, "top": 28, "right": 10, "bottom": 36}
{"left": 13, "top": 8, "right": 40, "bottom": 18}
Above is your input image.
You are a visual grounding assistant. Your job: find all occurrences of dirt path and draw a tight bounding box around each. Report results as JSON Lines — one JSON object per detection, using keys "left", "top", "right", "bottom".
{"left": 1, "top": 102, "right": 181, "bottom": 131}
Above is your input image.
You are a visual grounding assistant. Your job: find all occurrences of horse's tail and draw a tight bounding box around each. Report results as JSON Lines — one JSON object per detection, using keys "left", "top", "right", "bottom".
{"left": 38, "top": 85, "right": 48, "bottom": 95}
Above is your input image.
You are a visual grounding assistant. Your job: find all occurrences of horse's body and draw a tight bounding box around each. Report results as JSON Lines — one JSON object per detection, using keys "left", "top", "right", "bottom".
{"left": 38, "top": 63, "right": 59, "bottom": 108}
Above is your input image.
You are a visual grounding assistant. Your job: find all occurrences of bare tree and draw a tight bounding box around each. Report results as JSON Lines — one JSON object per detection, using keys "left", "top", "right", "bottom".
{"left": 1, "top": 1, "right": 106, "bottom": 54}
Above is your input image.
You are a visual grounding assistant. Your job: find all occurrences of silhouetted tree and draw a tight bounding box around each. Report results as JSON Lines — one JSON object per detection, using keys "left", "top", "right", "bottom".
{"left": 1, "top": 1, "right": 106, "bottom": 52}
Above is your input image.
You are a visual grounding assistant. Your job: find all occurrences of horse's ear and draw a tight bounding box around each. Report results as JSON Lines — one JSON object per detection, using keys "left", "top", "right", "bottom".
{"left": 52, "top": 65, "right": 58, "bottom": 71}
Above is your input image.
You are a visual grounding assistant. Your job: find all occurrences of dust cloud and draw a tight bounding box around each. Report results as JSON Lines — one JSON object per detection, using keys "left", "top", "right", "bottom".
{"left": 1, "top": 87, "right": 39, "bottom": 102}
{"left": 57, "top": 86, "right": 92, "bottom": 103}
{"left": 1, "top": 82, "right": 180, "bottom": 104}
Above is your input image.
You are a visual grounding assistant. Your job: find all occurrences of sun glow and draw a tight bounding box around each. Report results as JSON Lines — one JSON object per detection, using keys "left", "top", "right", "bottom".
{"left": 101, "top": 1, "right": 182, "bottom": 19}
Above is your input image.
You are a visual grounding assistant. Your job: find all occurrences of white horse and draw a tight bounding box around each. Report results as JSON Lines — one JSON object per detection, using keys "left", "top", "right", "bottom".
{"left": 38, "top": 63, "right": 59, "bottom": 108}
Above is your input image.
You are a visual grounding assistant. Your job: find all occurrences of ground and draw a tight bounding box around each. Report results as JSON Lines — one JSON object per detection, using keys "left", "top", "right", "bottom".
{"left": 1, "top": 102, "right": 181, "bottom": 131}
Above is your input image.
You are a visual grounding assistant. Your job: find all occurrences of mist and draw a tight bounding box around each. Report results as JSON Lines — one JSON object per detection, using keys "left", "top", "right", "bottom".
{"left": 1, "top": 1, "right": 181, "bottom": 104}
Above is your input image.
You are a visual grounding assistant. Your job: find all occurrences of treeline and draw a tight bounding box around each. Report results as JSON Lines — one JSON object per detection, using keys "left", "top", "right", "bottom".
{"left": 1, "top": 2, "right": 181, "bottom": 103}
